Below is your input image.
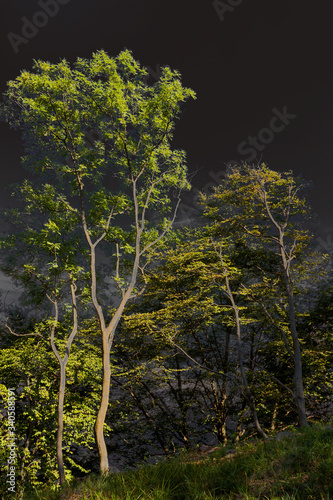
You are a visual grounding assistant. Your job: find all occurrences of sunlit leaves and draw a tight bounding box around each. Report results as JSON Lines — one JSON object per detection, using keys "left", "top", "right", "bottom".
{"left": 1, "top": 48, "right": 195, "bottom": 292}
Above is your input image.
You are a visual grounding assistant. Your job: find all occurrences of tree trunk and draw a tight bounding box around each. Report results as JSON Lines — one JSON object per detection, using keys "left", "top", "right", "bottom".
{"left": 261, "top": 179, "right": 309, "bottom": 428}
{"left": 49, "top": 281, "right": 78, "bottom": 485}
{"left": 282, "top": 259, "right": 309, "bottom": 427}
{"left": 215, "top": 392, "right": 228, "bottom": 445}
{"left": 57, "top": 363, "right": 66, "bottom": 485}
{"left": 95, "top": 333, "right": 111, "bottom": 474}
{"left": 271, "top": 400, "right": 279, "bottom": 432}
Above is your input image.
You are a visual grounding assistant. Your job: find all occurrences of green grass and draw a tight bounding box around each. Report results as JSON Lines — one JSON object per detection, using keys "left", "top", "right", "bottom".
{"left": 24, "top": 422, "right": 333, "bottom": 500}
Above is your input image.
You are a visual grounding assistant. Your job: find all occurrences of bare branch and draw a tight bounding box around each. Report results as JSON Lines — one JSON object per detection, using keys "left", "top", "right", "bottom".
{"left": 140, "top": 192, "right": 182, "bottom": 256}
{"left": 252, "top": 360, "right": 295, "bottom": 398}
{"left": 168, "top": 335, "right": 239, "bottom": 383}
{"left": 49, "top": 297, "right": 62, "bottom": 366}
{"left": 243, "top": 287, "right": 294, "bottom": 360}
{"left": 5, "top": 320, "right": 44, "bottom": 339}
{"left": 93, "top": 206, "right": 115, "bottom": 248}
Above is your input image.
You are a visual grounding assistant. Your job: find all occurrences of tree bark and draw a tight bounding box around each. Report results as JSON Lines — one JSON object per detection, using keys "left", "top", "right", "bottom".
{"left": 261, "top": 184, "right": 309, "bottom": 428}
{"left": 57, "top": 363, "right": 66, "bottom": 485}
{"left": 94, "top": 333, "right": 111, "bottom": 474}
{"left": 50, "top": 279, "right": 78, "bottom": 485}
{"left": 283, "top": 266, "right": 309, "bottom": 427}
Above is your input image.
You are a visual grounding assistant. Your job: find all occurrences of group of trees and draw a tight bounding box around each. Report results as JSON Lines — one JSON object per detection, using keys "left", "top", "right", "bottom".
{"left": 0, "top": 49, "right": 332, "bottom": 496}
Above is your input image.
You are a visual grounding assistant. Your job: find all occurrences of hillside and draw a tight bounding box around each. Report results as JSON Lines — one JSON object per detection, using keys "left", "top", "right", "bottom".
{"left": 26, "top": 422, "right": 333, "bottom": 500}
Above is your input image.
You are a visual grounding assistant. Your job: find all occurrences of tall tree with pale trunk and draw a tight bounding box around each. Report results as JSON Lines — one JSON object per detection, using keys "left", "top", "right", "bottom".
{"left": 201, "top": 163, "right": 312, "bottom": 427}
{"left": 1, "top": 49, "right": 195, "bottom": 474}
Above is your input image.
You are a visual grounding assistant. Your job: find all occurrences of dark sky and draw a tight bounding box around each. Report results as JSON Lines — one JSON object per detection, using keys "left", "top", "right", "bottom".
{"left": 0, "top": 0, "right": 332, "bottom": 241}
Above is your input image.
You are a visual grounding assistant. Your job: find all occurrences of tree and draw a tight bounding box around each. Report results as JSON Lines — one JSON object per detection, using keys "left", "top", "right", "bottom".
{"left": 0, "top": 182, "right": 91, "bottom": 485}
{"left": 0, "top": 49, "right": 195, "bottom": 474}
{"left": 0, "top": 309, "right": 102, "bottom": 496}
{"left": 201, "top": 163, "right": 313, "bottom": 427}
{"left": 210, "top": 240, "right": 268, "bottom": 439}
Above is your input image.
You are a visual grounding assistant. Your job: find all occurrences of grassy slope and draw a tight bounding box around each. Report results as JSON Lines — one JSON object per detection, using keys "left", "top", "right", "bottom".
{"left": 27, "top": 422, "right": 333, "bottom": 500}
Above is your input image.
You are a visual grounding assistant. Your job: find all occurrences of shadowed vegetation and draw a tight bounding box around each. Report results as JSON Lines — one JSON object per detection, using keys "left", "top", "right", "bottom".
{"left": 24, "top": 422, "right": 333, "bottom": 500}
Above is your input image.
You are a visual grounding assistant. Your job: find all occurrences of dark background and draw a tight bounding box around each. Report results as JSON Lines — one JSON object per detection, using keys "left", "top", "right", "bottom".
{"left": 0, "top": 0, "right": 332, "bottom": 240}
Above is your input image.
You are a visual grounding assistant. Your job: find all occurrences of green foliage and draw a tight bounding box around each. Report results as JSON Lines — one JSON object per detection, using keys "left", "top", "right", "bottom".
{"left": 108, "top": 164, "right": 332, "bottom": 451}
{"left": 108, "top": 230, "right": 255, "bottom": 449}
{"left": 0, "top": 47, "right": 196, "bottom": 480}
{"left": 298, "top": 283, "right": 333, "bottom": 420}
{"left": 0, "top": 49, "right": 195, "bottom": 239}
{"left": 0, "top": 320, "right": 102, "bottom": 497}
{"left": 199, "top": 163, "right": 328, "bottom": 424}
{"left": 0, "top": 48, "right": 196, "bottom": 328}
{"left": 1, "top": 48, "right": 332, "bottom": 494}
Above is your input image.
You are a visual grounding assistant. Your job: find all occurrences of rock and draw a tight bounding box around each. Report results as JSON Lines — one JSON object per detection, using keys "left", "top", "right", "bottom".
{"left": 276, "top": 430, "right": 294, "bottom": 441}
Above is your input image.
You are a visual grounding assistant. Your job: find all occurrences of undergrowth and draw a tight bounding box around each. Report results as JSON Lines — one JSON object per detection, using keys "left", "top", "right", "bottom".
{"left": 21, "top": 422, "right": 333, "bottom": 500}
